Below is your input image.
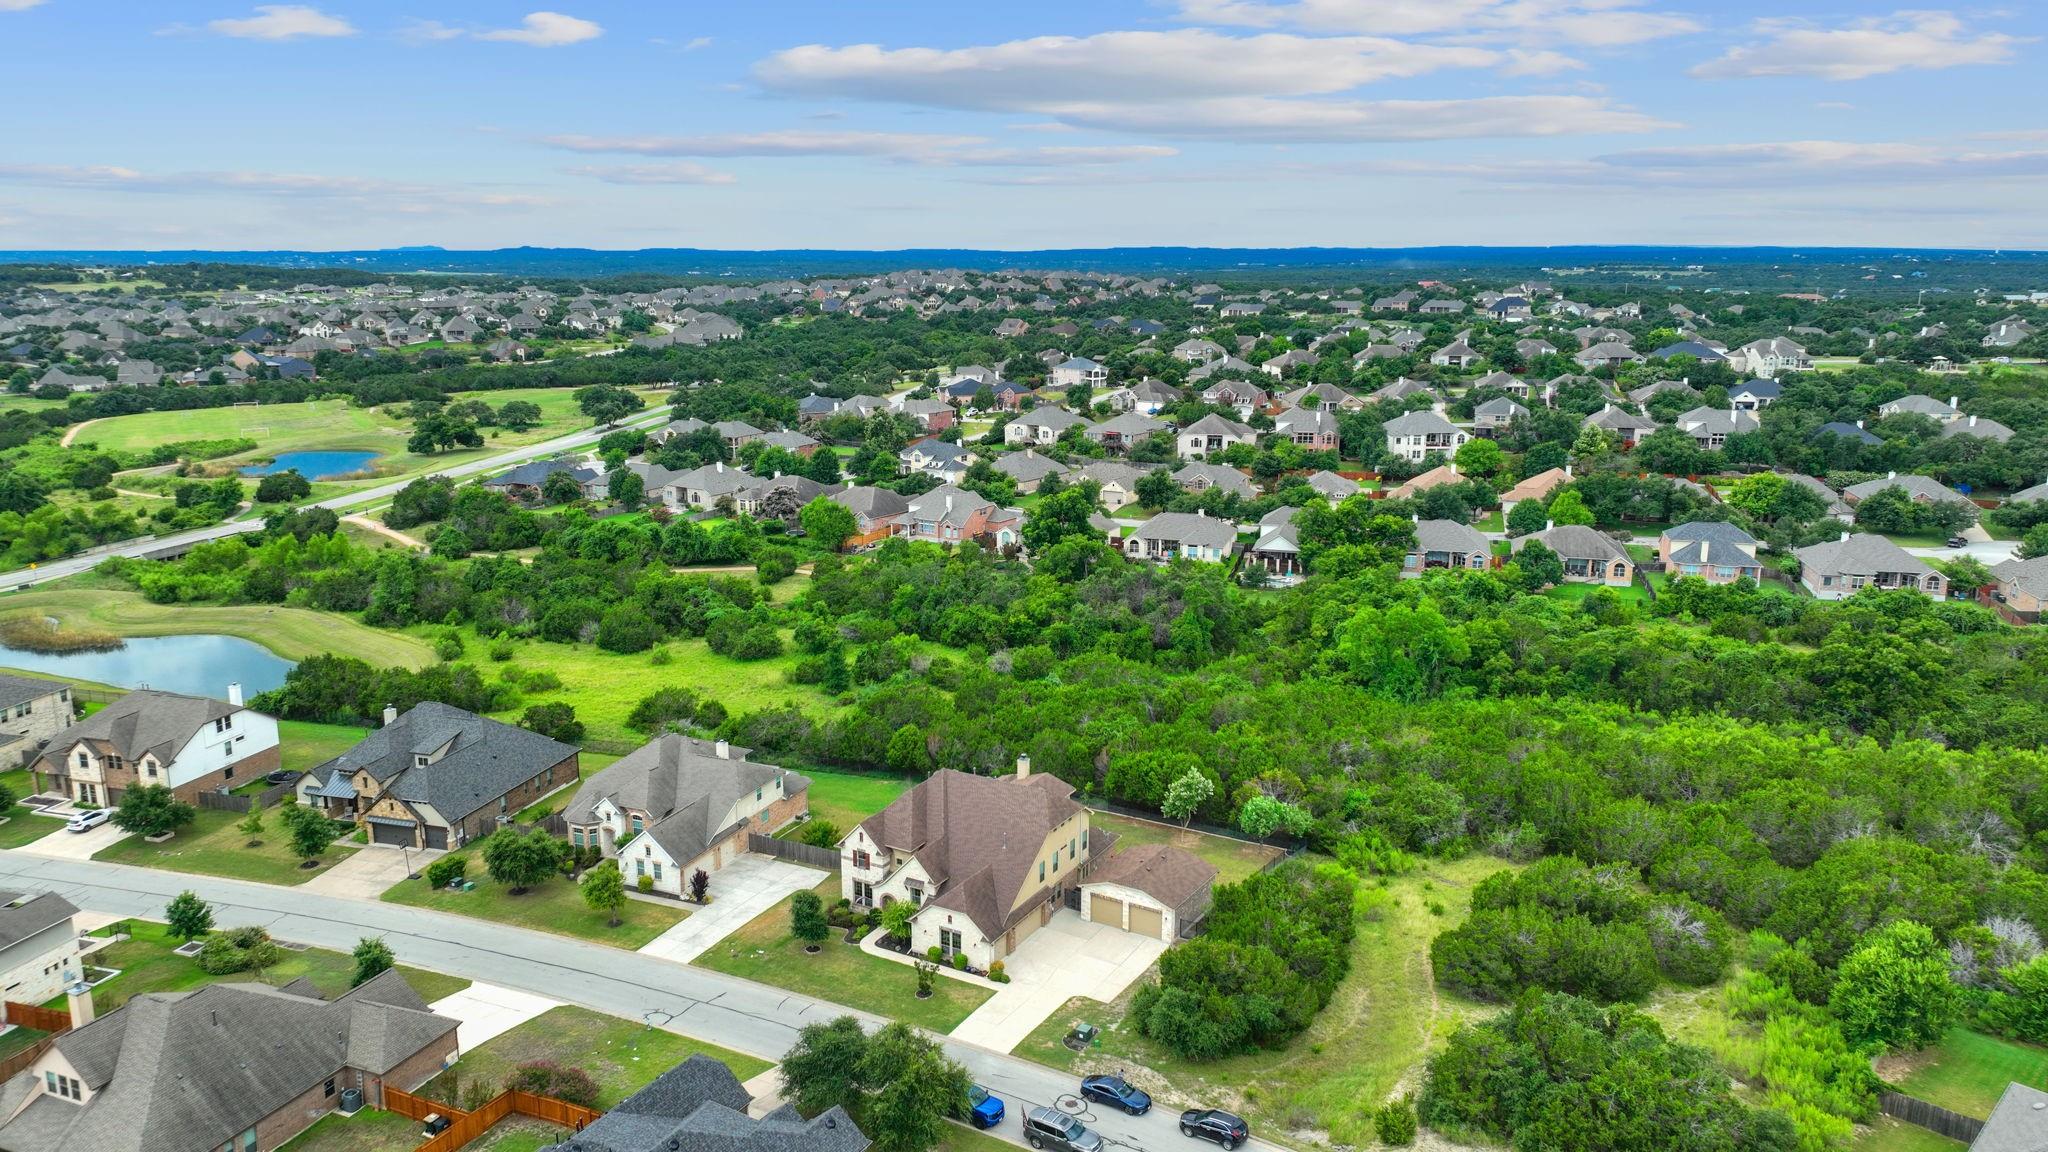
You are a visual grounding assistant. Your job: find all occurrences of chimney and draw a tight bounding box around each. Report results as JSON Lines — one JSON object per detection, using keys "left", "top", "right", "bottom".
{"left": 1841, "top": 530, "right": 1851, "bottom": 542}
{"left": 1969, "top": 415, "right": 1979, "bottom": 427}
{"left": 382, "top": 705, "right": 397, "bottom": 727}
{"left": 1887, "top": 470, "right": 1897, "bottom": 480}
{"left": 1546, "top": 519, "right": 1555, "bottom": 532}
{"left": 1565, "top": 464, "right": 1573, "bottom": 478}
{"left": 1950, "top": 395, "right": 1959, "bottom": 408}
{"left": 1856, "top": 419, "right": 1864, "bottom": 429}
{"left": 67, "top": 982, "right": 94, "bottom": 1029}
{"left": 1016, "top": 753, "right": 1031, "bottom": 780}
{"left": 1411, "top": 512, "right": 1420, "bottom": 523}
{"left": 226, "top": 682, "right": 242, "bottom": 707}
{"left": 714, "top": 740, "right": 729, "bottom": 759}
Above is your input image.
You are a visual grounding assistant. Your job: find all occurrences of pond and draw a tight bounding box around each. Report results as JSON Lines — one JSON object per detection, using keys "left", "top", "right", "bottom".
{"left": 0, "top": 634, "right": 295, "bottom": 697}
{"left": 240, "top": 450, "right": 380, "bottom": 481}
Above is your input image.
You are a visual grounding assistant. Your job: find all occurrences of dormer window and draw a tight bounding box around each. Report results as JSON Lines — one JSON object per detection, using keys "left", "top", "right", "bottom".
{"left": 415, "top": 755, "right": 428, "bottom": 768}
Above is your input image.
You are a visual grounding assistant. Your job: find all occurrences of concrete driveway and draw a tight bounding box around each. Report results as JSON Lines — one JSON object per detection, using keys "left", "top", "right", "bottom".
{"left": 428, "top": 981, "right": 561, "bottom": 1052}
{"left": 17, "top": 820, "right": 129, "bottom": 860}
{"left": 301, "top": 844, "right": 438, "bottom": 899}
{"left": 637, "top": 853, "right": 828, "bottom": 964}
{"left": 950, "top": 910, "right": 1168, "bottom": 1053}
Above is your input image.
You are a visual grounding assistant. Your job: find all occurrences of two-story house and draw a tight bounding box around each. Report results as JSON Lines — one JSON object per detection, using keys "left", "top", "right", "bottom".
{"left": 1659, "top": 522, "right": 1763, "bottom": 584}
{"left": 563, "top": 734, "right": 809, "bottom": 896}
{"left": 0, "top": 891, "right": 82, "bottom": 1006}
{"left": 1123, "top": 510, "right": 1238, "bottom": 564}
{"left": 0, "top": 674, "right": 73, "bottom": 768}
{"left": 34, "top": 687, "right": 280, "bottom": 806}
{"left": 1381, "top": 410, "right": 1469, "bottom": 463}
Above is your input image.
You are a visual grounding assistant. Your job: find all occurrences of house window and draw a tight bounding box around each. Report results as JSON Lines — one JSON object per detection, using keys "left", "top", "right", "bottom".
{"left": 853, "top": 880, "right": 874, "bottom": 905}
{"left": 499, "top": 796, "right": 508, "bottom": 814}
{"left": 325, "top": 1078, "right": 336, "bottom": 1098}
{"left": 75, "top": 752, "right": 88, "bottom": 769}
{"left": 939, "top": 928, "right": 963, "bottom": 955}
{"left": 853, "top": 850, "right": 872, "bottom": 870}
{"left": 631, "top": 815, "right": 644, "bottom": 834}
{"left": 1039, "top": 862, "right": 1045, "bottom": 883}
{"left": 636, "top": 859, "right": 646, "bottom": 878}
{"left": 653, "top": 862, "right": 663, "bottom": 881}
{"left": 145, "top": 765, "right": 156, "bottom": 779}
{"left": 755, "top": 787, "right": 763, "bottom": 802}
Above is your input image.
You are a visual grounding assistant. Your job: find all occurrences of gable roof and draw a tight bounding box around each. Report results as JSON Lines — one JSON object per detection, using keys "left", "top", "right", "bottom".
{"left": 0, "top": 892, "right": 78, "bottom": 951}
{"left": 38, "top": 691, "right": 240, "bottom": 773}
{"left": 309, "top": 702, "right": 577, "bottom": 825}
{"left": 1517, "top": 524, "right": 1629, "bottom": 564}
{"left": 1083, "top": 843, "right": 1216, "bottom": 910}
{"left": 1794, "top": 533, "right": 1936, "bottom": 580}
{"left": 538, "top": 1054, "right": 867, "bottom": 1152}
{"left": 564, "top": 733, "right": 804, "bottom": 865}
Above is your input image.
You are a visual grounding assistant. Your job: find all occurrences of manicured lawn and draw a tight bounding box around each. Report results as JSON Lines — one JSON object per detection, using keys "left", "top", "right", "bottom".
{"left": 382, "top": 870, "right": 686, "bottom": 950}
{"left": 0, "top": 807, "right": 65, "bottom": 849}
{"left": 1091, "top": 813, "right": 1283, "bottom": 886}
{"left": 418, "top": 1006, "right": 770, "bottom": 1110}
{"left": 1015, "top": 857, "right": 1508, "bottom": 1145}
{"left": 695, "top": 880, "right": 993, "bottom": 1033}
{"left": 1894, "top": 1029, "right": 2048, "bottom": 1118}
{"left": 937, "top": 1123, "right": 1022, "bottom": 1152}
{"left": 0, "top": 587, "right": 433, "bottom": 668}
{"left": 87, "top": 919, "right": 468, "bottom": 1013}
{"left": 0, "top": 1024, "right": 47, "bottom": 1061}
{"left": 793, "top": 768, "right": 912, "bottom": 834}
{"left": 93, "top": 806, "right": 361, "bottom": 885}
{"left": 1851, "top": 1118, "right": 1964, "bottom": 1152}
{"left": 278, "top": 1109, "right": 417, "bottom": 1152}
{"left": 280, "top": 719, "right": 371, "bottom": 775}
{"left": 1544, "top": 581, "right": 1650, "bottom": 605}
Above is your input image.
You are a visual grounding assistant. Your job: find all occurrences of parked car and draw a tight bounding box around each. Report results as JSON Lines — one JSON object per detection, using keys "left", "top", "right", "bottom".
{"left": 1024, "top": 1107, "right": 1103, "bottom": 1152}
{"left": 1947, "top": 535, "right": 1970, "bottom": 548}
{"left": 1180, "top": 1108, "right": 1250, "bottom": 1150}
{"left": 1080, "top": 1074, "right": 1152, "bottom": 1115}
{"left": 65, "top": 809, "right": 111, "bottom": 834}
{"left": 966, "top": 1084, "right": 1004, "bottom": 1129}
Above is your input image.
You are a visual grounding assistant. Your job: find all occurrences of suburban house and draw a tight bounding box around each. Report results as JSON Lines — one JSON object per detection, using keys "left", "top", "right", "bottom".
{"left": 1108, "top": 377, "right": 1181, "bottom": 414}
{"left": 1514, "top": 524, "right": 1635, "bottom": 586}
{"left": 1473, "top": 397, "right": 1528, "bottom": 433}
{"left": 1674, "top": 407, "right": 1762, "bottom": 450}
{"left": 1388, "top": 463, "right": 1461, "bottom": 501}
{"left": 297, "top": 703, "right": 579, "bottom": 850}
{"left": 1177, "top": 413, "right": 1256, "bottom": 460}
{"left": 1943, "top": 415, "right": 2016, "bottom": 443}
{"left": 1174, "top": 462, "right": 1256, "bottom": 499}
{"left": 1075, "top": 460, "right": 1154, "bottom": 511}
{"left": 484, "top": 459, "right": 606, "bottom": 503}
{"left": 564, "top": 734, "right": 808, "bottom": 895}
{"left": 1659, "top": 522, "right": 1763, "bottom": 584}
{"left": 902, "top": 486, "right": 1021, "bottom": 549}
{"left": 536, "top": 1054, "right": 866, "bottom": 1152}
{"left": 993, "top": 449, "right": 1071, "bottom": 494}
{"left": 1575, "top": 341, "right": 1643, "bottom": 369}
{"left": 1084, "top": 411, "right": 1167, "bottom": 453}
{"left": 1079, "top": 843, "right": 1217, "bottom": 943}
{"left": 1583, "top": 404, "right": 1658, "bottom": 450}
{"left": 33, "top": 688, "right": 280, "bottom": 807}
{"left": 1247, "top": 506, "right": 1303, "bottom": 584}
{"left": 827, "top": 485, "right": 909, "bottom": 546}
{"left": 1501, "top": 467, "right": 1570, "bottom": 518}
{"left": 0, "top": 891, "right": 82, "bottom": 1006}
{"left": 1404, "top": 519, "right": 1492, "bottom": 577}
{"left": 1842, "top": 472, "right": 1973, "bottom": 508}
{"left": 1992, "top": 556, "right": 2048, "bottom": 621}
{"left": 1877, "top": 394, "right": 1960, "bottom": 422}
{"left": 1004, "top": 408, "right": 1088, "bottom": 446}
{"left": 1382, "top": 410, "right": 1469, "bottom": 464}
{"left": 1794, "top": 533, "right": 1948, "bottom": 600}
{"left": 1815, "top": 421, "right": 1882, "bottom": 446}
{"left": 1124, "top": 511, "right": 1238, "bottom": 564}
{"left": 0, "top": 674, "right": 73, "bottom": 767}
{"left": 1194, "top": 378, "right": 1265, "bottom": 418}
{"left": 1729, "top": 379, "right": 1782, "bottom": 409}
{"left": 1282, "top": 381, "right": 1362, "bottom": 412}
{"left": 1272, "top": 406, "right": 1340, "bottom": 451}
{"left": 1302, "top": 470, "right": 1361, "bottom": 503}
{"left": 1430, "top": 340, "right": 1480, "bottom": 369}
{"left": 0, "top": 973, "right": 458, "bottom": 1152}
{"left": 898, "top": 438, "right": 977, "bottom": 484}
{"left": 1050, "top": 356, "right": 1108, "bottom": 389}
{"left": 1728, "top": 337, "right": 1811, "bottom": 377}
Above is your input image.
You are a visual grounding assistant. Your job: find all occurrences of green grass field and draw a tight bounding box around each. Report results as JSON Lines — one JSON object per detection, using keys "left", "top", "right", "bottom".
{"left": 418, "top": 1006, "right": 771, "bottom": 1110}
{"left": 0, "top": 587, "right": 434, "bottom": 668}
{"left": 280, "top": 719, "right": 371, "bottom": 774}
{"left": 0, "top": 807, "right": 65, "bottom": 850}
{"left": 694, "top": 880, "right": 993, "bottom": 1032}
{"left": 94, "top": 807, "right": 361, "bottom": 884}
{"left": 1545, "top": 581, "right": 1651, "bottom": 605}
{"left": 86, "top": 919, "right": 467, "bottom": 1013}
{"left": 382, "top": 870, "right": 686, "bottom": 950}
{"left": 1894, "top": 1029, "right": 2048, "bottom": 1118}
{"left": 795, "top": 768, "right": 912, "bottom": 833}
{"left": 1016, "top": 856, "right": 1507, "bottom": 1144}
{"left": 1852, "top": 1118, "right": 1964, "bottom": 1152}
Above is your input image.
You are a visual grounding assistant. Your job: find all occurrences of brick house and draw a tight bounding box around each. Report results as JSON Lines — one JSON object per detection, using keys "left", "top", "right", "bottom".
{"left": 33, "top": 688, "right": 280, "bottom": 807}
{"left": 0, "top": 673, "right": 74, "bottom": 768}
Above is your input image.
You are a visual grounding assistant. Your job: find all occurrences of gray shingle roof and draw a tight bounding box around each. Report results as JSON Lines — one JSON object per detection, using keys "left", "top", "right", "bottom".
{"left": 309, "top": 702, "right": 577, "bottom": 825}
{"left": 1963, "top": 1081, "right": 2048, "bottom": 1152}
{"left": 1793, "top": 533, "right": 1935, "bottom": 580}
{"left": 35, "top": 690, "right": 241, "bottom": 776}
{"left": 0, "top": 891, "right": 77, "bottom": 950}
{"left": 1518, "top": 524, "right": 1630, "bottom": 564}
{"left": 0, "top": 674, "right": 65, "bottom": 714}
{"left": 564, "top": 734, "right": 804, "bottom": 865}
{"left": 538, "top": 1054, "right": 869, "bottom": 1152}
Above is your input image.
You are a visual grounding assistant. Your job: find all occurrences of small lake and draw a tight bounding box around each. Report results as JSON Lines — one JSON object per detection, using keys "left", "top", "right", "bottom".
{"left": 240, "top": 450, "right": 380, "bottom": 480}
{"left": 0, "top": 634, "right": 295, "bottom": 697}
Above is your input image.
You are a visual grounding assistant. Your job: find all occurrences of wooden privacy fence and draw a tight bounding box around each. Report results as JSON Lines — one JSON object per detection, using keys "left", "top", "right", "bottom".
{"left": 748, "top": 831, "right": 839, "bottom": 870}
{"left": 4, "top": 1001, "right": 72, "bottom": 1033}
{"left": 195, "top": 780, "right": 296, "bottom": 814}
{"left": 1880, "top": 1092, "right": 1985, "bottom": 1144}
{"left": 384, "top": 1086, "right": 601, "bottom": 1152}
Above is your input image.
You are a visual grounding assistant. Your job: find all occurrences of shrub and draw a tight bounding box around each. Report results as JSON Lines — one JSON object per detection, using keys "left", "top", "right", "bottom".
{"left": 882, "top": 899, "right": 918, "bottom": 943}
{"left": 637, "top": 873, "right": 654, "bottom": 893}
{"left": 518, "top": 702, "right": 584, "bottom": 743}
{"left": 424, "top": 855, "right": 468, "bottom": 890}
{"left": 627, "top": 686, "right": 700, "bottom": 732}
{"left": 1373, "top": 1097, "right": 1417, "bottom": 1146}
{"left": 951, "top": 951, "right": 967, "bottom": 971}
{"left": 927, "top": 945, "right": 943, "bottom": 963}
{"left": 797, "top": 819, "right": 842, "bottom": 848}
{"left": 504, "top": 1060, "right": 600, "bottom": 1108}
{"left": 195, "top": 933, "right": 250, "bottom": 974}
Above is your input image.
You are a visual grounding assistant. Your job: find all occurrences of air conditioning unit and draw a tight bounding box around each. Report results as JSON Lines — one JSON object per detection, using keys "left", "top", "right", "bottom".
{"left": 338, "top": 1088, "right": 364, "bottom": 1115}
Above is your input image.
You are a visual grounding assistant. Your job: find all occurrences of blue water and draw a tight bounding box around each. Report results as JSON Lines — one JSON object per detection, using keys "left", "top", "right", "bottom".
{"left": 0, "top": 635, "right": 294, "bottom": 697}
{"left": 240, "top": 450, "right": 379, "bottom": 480}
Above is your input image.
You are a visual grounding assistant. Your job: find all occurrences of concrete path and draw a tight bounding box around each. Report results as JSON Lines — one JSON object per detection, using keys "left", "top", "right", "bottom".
{"left": 301, "top": 843, "right": 440, "bottom": 899}
{"left": 636, "top": 854, "right": 828, "bottom": 964}
{"left": 949, "top": 911, "right": 1168, "bottom": 1053}
{"left": 17, "top": 821, "right": 130, "bottom": 860}
{"left": 0, "top": 850, "right": 1278, "bottom": 1152}
{"left": 428, "top": 981, "right": 561, "bottom": 1052}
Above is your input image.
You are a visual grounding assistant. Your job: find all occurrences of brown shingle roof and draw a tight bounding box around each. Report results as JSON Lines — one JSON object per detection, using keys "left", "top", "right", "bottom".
{"left": 1083, "top": 843, "right": 1217, "bottom": 910}
{"left": 858, "top": 769, "right": 1082, "bottom": 941}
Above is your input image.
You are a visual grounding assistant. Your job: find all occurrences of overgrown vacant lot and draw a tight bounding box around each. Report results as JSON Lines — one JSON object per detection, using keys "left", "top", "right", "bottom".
{"left": 85, "top": 919, "right": 467, "bottom": 1013}
{"left": 1016, "top": 857, "right": 1506, "bottom": 1147}
{"left": 0, "top": 585, "right": 435, "bottom": 668}
{"left": 417, "top": 1005, "right": 770, "bottom": 1110}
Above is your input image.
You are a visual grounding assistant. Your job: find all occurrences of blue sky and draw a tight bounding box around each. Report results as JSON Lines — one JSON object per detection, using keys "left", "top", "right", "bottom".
{"left": 2, "top": 1, "right": 2044, "bottom": 250}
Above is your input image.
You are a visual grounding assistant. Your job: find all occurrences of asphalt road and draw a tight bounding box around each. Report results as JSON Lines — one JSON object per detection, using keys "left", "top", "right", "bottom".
{"left": 0, "top": 851, "right": 1257, "bottom": 1152}
{"left": 0, "top": 406, "right": 673, "bottom": 594}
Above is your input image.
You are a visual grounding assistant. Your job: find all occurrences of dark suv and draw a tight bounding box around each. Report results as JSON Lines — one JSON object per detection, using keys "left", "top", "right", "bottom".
{"left": 1180, "top": 1108, "right": 1250, "bottom": 1150}
{"left": 1024, "top": 1107, "right": 1104, "bottom": 1152}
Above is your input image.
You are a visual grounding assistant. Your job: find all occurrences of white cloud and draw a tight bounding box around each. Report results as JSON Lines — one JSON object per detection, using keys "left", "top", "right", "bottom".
{"left": 398, "top": 19, "right": 464, "bottom": 44}
{"left": 1171, "top": 0, "right": 1703, "bottom": 47}
{"left": 1691, "top": 11, "right": 2022, "bottom": 80}
{"left": 476, "top": 11, "right": 602, "bottom": 47}
{"left": 206, "top": 5, "right": 354, "bottom": 40}
{"left": 0, "top": 0, "right": 50, "bottom": 11}
{"left": 565, "top": 162, "right": 738, "bottom": 186}
{"left": 546, "top": 131, "right": 1181, "bottom": 167}
{"left": 0, "top": 163, "right": 549, "bottom": 209}
{"left": 1329, "top": 139, "right": 2048, "bottom": 188}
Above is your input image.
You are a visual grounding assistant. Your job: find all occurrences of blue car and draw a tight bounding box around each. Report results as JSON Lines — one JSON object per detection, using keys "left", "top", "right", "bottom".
{"left": 1080, "top": 1074, "right": 1152, "bottom": 1115}
{"left": 966, "top": 1084, "right": 1005, "bottom": 1129}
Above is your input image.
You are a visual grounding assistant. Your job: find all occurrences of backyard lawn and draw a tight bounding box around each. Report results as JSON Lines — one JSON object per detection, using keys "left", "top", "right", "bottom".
{"left": 84, "top": 919, "right": 468, "bottom": 1013}
{"left": 1851, "top": 1119, "right": 1963, "bottom": 1152}
{"left": 382, "top": 870, "right": 686, "bottom": 950}
{"left": 94, "top": 807, "right": 361, "bottom": 884}
{"left": 1091, "top": 813, "right": 1282, "bottom": 886}
{"left": 1545, "top": 581, "right": 1650, "bottom": 606}
{"left": 792, "top": 768, "right": 911, "bottom": 834}
{"left": 1015, "top": 857, "right": 1507, "bottom": 1145}
{"left": 281, "top": 719, "right": 371, "bottom": 775}
{"left": 418, "top": 1006, "right": 770, "bottom": 1110}
{"left": 0, "top": 587, "right": 434, "bottom": 668}
{"left": 281, "top": 1111, "right": 566, "bottom": 1152}
{"left": 0, "top": 1024, "right": 47, "bottom": 1061}
{"left": 694, "top": 880, "right": 993, "bottom": 1033}
{"left": 1891, "top": 1029, "right": 2048, "bottom": 1119}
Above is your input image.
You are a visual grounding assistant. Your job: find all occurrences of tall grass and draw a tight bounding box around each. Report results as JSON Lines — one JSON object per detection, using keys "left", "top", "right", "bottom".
{"left": 0, "top": 614, "right": 124, "bottom": 653}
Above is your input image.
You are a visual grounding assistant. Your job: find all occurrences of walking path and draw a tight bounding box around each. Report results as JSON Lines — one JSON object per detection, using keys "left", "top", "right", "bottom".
{"left": 341, "top": 513, "right": 427, "bottom": 550}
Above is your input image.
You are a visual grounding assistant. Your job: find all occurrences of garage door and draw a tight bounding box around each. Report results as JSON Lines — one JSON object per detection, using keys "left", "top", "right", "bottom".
{"left": 1089, "top": 894, "right": 1124, "bottom": 928}
{"left": 423, "top": 826, "right": 448, "bottom": 850}
{"left": 370, "top": 821, "right": 413, "bottom": 847}
{"left": 1128, "top": 904, "right": 1165, "bottom": 940}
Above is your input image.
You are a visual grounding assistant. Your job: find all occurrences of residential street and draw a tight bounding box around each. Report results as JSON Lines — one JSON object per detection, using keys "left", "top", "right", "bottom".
{"left": 0, "top": 850, "right": 1261, "bottom": 1152}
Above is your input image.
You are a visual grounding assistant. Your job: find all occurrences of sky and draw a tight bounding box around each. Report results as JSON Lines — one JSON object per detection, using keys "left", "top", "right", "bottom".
{"left": 2, "top": 1, "right": 2045, "bottom": 251}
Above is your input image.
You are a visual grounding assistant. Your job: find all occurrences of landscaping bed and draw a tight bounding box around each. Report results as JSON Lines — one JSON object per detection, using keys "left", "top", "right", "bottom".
{"left": 92, "top": 807, "right": 359, "bottom": 885}
{"left": 417, "top": 1005, "right": 770, "bottom": 1111}
{"left": 82, "top": 919, "right": 467, "bottom": 1013}
{"left": 382, "top": 870, "right": 685, "bottom": 949}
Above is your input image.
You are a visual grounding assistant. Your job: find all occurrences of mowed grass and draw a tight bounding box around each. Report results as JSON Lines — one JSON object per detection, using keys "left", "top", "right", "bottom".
{"left": 280, "top": 719, "right": 371, "bottom": 776}
{"left": 0, "top": 587, "right": 434, "bottom": 668}
{"left": 695, "top": 880, "right": 993, "bottom": 1033}
{"left": 1894, "top": 1029, "right": 2048, "bottom": 1118}
{"left": 87, "top": 919, "right": 468, "bottom": 1013}
{"left": 1015, "top": 857, "right": 1508, "bottom": 1145}
{"left": 795, "top": 768, "right": 911, "bottom": 833}
{"left": 418, "top": 1006, "right": 770, "bottom": 1109}
{"left": 382, "top": 870, "right": 686, "bottom": 950}
{"left": 1092, "top": 813, "right": 1282, "bottom": 886}
{"left": 1851, "top": 1118, "right": 1964, "bottom": 1152}
{"left": 277, "top": 1109, "right": 418, "bottom": 1152}
{"left": 0, "top": 808, "right": 65, "bottom": 850}
{"left": 94, "top": 807, "right": 361, "bottom": 885}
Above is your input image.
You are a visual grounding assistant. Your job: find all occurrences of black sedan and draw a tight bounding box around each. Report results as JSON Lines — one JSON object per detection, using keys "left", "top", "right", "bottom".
{"left": 1079, "top": 1074, "right": 1151, "bottom": 1115}
{"left": 1180, "top": 1109, "right": 1250, "bottom": 1150}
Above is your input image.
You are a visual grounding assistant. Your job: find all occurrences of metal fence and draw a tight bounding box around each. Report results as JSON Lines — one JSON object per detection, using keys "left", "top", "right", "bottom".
{"left": 747, "top": 832, "right": 840, "bottom": 870}
{"left": 1879, "top": 1093, "right": 1984, "bottom": 1144}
